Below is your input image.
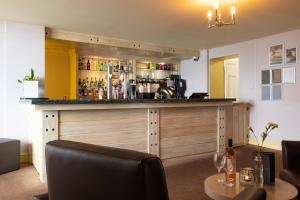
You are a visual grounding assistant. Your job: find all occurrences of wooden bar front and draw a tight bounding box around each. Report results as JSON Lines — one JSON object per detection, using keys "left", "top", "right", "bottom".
{"left": 26, "top": 101, "right": 249, "bottom": 182}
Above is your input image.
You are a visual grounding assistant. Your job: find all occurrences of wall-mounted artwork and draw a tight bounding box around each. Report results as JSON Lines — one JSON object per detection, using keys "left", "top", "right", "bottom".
{"left": 272, "top": 69, "right": 282, "bottom": 84}
{"left": 269, "top": 44, "right": 284, "bottom": 66}
{"left": 262, "top": 86, "right": 271, "bottom": 100}
{"left": 285, "top": 47, "right": 297, "bottom": 64}
{"left": 261, "top": 70, "right": 270, "bottom": 84}
{"left": 272, "top": 85, "right": 282, "bottom": 100}
{"left": 283, "top": 67, "right": 296, "bottom": 84}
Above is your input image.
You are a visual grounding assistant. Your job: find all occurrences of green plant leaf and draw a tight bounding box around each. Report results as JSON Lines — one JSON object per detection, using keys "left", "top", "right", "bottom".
{"left": 30, "top": 68, "right": 34, "bottom": 80}
{"left": 18, "top": 68, "right": 38, "bottom": 83}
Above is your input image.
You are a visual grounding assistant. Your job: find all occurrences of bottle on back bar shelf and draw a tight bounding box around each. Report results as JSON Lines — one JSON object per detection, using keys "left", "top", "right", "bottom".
{"left": 87, "top": 59, "right": 90, "bottom": 70}
{"left": 224, "top": 139, "right": 236, "bottom": 186}
{"left": 78, "top": 78, "right": 82, "bottom": 96}
{"left": 78, "top": 58, "right": 82, "bottom": 70}
{"left": 94, "top": 59, "right": 98, "bottom": 71}
{"left": 81, "top": 58, "right": 86, "bottom": 70}
{"left": 96, "top": 60, "right": 100, "bottom": 71}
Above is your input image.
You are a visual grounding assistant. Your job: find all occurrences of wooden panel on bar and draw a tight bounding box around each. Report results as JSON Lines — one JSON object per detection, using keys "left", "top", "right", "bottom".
{"left": 41, "top": 110, "right": 59, "bottom": 182}
{"left": 148, "top": 109, "right": 160, "bottom": 156}
{"left": 160, "top": 107, "right": 217, "bottom": 159}
{"left": 226, "top": 103, "right": 250, "bottom": 146}
{"left": 217, "top": 107, "right": 226, "bottom": 153}
{"left": 59, "top": 109, "right": 148, "bottom": 153}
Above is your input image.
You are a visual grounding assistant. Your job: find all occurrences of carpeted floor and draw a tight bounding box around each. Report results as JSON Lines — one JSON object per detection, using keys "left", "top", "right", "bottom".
{"left": 0, "top": 164, "right": 47, "bottom": 200}
{"left": 0, "top": 145, "right": 281, "bottom": 200}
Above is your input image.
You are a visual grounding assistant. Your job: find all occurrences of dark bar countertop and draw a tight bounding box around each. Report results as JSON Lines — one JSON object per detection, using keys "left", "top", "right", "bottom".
{"left": 20, "top": 98, "right": 236, "bottom": 105}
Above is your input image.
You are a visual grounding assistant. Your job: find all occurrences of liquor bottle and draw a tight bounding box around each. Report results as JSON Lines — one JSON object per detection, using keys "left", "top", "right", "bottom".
{"left": 82, "top": 78, "right": 87, "bottom": 96}
{"left": 100, "top": 62, "right": 104, "bottom": 71}
{"left": 225, "top": 139, "right": 236, "bottom": 186}
{"left": 96, "top": 61, "right": 101, "bottom": 71}
{"left": 89, "top": 77, "right": 94, "bottom": 96}
{"left": 94, "top": 59, "right": 98, "bottom": 71}
{"left": 104, "top": 62, "right": 108, "bottom": 71}
{"left": 85, "top": 77, "right": 89, "bottom": 86}
{"left": 85, "top": 77, "right": 89, "bottom": 96}
{"left": 78, "top": 78, "right": 82, "bottom": 96}
{"left": 78, "top": 59, "right": 82, "bottom": 70}
{"left": 87, "top": 59, "right": 90, "bottom": 70}
{"left": 82, "top": 58, "right": 86, "bottom": 70}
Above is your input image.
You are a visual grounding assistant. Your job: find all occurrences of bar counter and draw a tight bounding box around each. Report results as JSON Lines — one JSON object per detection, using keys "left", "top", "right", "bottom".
{"left": 21, "top": 98, "right": 235, "bottom": 110}
{"left": 21, "top": 98, "right": 249, "bottom": 182}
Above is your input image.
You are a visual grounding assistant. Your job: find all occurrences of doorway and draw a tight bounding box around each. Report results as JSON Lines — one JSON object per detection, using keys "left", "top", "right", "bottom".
{"left": 209, "top": 55, "right": 239, "bottom": 99}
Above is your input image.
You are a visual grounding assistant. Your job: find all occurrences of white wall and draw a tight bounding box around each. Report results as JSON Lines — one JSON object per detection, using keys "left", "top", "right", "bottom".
{"left": 0, "top": 22, "right": 5, "bottom": 137}
{"left": 208, "top": 29, "right": 300, "bottom": 149}
{"left": 254, "top": 30, "right": 300, "bottom": 146}
{"left": 0, "top": 21, "right": 44, "bottom": 157}
{"left": 181, "top": 49, "right": 208, "bottom": 97}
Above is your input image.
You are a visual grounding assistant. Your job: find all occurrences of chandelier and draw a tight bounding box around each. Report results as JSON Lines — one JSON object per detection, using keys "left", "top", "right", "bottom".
{"left": 207, "top": 1, "right": 236, "bottom": 28}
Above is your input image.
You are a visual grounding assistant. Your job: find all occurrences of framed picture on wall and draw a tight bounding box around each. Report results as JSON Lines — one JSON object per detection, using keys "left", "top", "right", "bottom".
{"left": 272, "top": 68, "right": 282, "bottom": 84}
{"left": 272, "top": 85, "right": 282, "bottom": 100}
{"left": 261, "top": 85, "right": 271, "bottom": 100}
{"left": 261, "top": 70, "right": 270, "bottom": 84}
{"left": 283, "top": 67, "right": 296, "bottom": 84}
{"left": 285, "top": 47, "right": 297, "bottom": 64}
{"left": 269, "top": 44, "right": 284, "bottom": 66}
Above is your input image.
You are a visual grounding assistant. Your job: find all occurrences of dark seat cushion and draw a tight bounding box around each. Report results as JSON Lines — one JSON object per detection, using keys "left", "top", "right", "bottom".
{"left": 280, "top": 140, "right": 300, "bottom": 199}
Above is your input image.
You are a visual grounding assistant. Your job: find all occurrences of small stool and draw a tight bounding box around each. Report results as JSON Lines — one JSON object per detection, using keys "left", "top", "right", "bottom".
{"left": 0, "top": 138, "right": 20, "bottom": 174}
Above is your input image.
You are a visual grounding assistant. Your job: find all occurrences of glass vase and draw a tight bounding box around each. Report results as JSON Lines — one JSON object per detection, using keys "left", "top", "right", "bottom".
{"left": 254, "top": 155, "right": 264, "bottom": 187}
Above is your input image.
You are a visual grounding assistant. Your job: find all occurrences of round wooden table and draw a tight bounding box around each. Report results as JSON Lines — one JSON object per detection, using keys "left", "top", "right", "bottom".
{"left": 204, "top": 173, "right": 298, "bottom": 200}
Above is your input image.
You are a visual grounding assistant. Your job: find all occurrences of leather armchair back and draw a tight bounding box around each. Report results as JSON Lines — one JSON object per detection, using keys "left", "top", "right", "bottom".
{"left": 45, "top": 140, "right": 169, "bottom": 200}
{"left": 282, "top": 140, "right": 300, "bottom": 170}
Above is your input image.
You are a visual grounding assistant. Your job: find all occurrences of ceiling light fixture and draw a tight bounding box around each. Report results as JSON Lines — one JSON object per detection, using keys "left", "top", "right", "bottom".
{"left": 207, "top": 0, "right": 236, "bottom": 28}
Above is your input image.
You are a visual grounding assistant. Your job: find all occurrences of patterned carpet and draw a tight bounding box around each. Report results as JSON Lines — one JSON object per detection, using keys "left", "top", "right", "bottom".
{"left": 0, "top": 145, "right": 281, "bottom": 200}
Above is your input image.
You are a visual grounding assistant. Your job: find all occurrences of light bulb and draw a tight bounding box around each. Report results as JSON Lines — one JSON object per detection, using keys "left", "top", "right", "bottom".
{"left": 214, "top": 1, "right": 219, "bottom": 10}
{"left": 208, "top": 10, "right": 212, "bottom": 21}
{"left": 230, "top": 6, "right": 236, "bottom": 15}
{"left": 231, "top": 6, "right": 236, "bottom": 21}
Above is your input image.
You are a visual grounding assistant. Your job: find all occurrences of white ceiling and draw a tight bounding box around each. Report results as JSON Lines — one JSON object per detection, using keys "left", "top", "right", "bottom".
{"left": 0, "top": 0, "right": 300, "bottom": 49}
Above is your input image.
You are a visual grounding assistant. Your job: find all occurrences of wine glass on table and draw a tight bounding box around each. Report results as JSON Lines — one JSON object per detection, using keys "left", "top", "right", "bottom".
{"left": 213, "top": 151, "right": 226, "bottom": 183}
{"left": 223, "top": 157, "right": 235, "bottom": 187}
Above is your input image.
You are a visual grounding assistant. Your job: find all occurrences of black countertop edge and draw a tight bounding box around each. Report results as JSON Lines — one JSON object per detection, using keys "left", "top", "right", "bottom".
{"left": 20, "top": 98, "right": 236, "bottom": 105}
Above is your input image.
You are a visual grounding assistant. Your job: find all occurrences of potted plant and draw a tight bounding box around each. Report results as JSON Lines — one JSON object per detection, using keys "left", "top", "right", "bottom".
{"left": 248, "top": 122, "right": 279, "bottom": 186}
{"left": 18, "top": 68, "right": 39, "bottom": 98}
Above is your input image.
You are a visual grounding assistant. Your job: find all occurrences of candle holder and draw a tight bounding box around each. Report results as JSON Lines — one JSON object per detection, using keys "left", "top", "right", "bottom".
{"left": 239, "top": 167, "right": 255, "bottom": 186}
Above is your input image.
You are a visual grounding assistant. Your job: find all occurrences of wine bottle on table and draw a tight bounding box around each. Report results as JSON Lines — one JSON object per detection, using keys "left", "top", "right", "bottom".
{"left": 225, "top": 139, "right": 236, "bottom": 186}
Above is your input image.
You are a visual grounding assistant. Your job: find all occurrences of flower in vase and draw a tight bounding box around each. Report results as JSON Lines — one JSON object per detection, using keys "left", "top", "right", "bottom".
{"left": 248, "top": 122, "right": 279, "bottom": 156}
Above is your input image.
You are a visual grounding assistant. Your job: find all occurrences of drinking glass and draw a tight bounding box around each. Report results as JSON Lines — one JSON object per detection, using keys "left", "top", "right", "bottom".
{"left": 213, "top": 152, "right": 226, "bottom": 183}
{"left": 223, "top": 157, "right": 235, "bottom": 187}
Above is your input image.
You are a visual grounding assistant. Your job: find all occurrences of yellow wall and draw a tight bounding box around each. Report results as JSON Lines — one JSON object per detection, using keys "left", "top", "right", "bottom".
{"left": 209, "top": 58, "right": 225, "bottom": 98}
{"left": 69, "top": 49, "right": 77, "bottom": 99}
{"left": 45, "top": 39, "right": 77, "bottom": 99}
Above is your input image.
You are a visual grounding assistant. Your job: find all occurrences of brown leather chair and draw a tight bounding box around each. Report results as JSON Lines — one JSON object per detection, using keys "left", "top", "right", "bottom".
{"left": 32, "top": 140, "right": 169, "bottom": 200}
{"left": 280, "top": 140, "right": 300, "bottom": 199}
{"left": 233, "top": 187, "right": 267, "bottom": 200}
